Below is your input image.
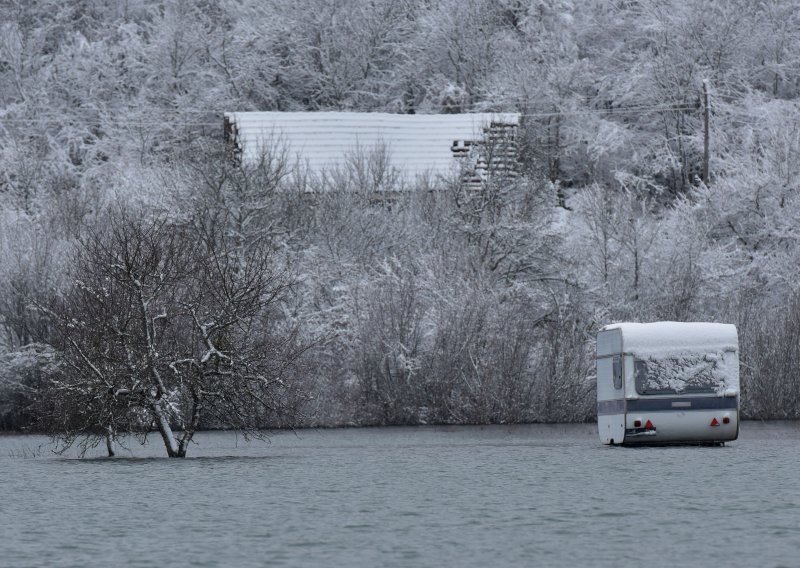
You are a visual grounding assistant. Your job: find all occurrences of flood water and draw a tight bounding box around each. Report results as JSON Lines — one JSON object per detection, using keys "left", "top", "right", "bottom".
{"left": 1, "top": 422, "right": 799, "bottom": 567}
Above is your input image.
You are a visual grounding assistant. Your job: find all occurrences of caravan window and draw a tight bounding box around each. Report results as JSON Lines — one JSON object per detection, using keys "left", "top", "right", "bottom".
{"left": 634, "top": 355, "right": 723, "bottom": 395}
{"left": 612, "top": 355, "right": 622, "bottom": 389}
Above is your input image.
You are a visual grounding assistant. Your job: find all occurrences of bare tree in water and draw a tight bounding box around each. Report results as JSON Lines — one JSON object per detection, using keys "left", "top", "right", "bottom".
{"left": 32, "top": 208, "right": 309, "bottom": 457}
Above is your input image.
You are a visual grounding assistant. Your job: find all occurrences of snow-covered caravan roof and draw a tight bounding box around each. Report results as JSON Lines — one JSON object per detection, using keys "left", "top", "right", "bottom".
{"left": 599, "top": 322, "right": 740, "bottom": 396}
{"left": 601, "top": 322, "right": 739, "bottom": 359}
{"left": 223, "top": 111, "right": 520, "bottom": 180}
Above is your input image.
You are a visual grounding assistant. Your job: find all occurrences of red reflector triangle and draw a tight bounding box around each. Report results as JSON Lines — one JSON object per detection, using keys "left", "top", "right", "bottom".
{"left": 710, "top": 418, "right": 720, "bottom": 426}
{"left": 645, "top": 419, "right": 654, "bottom": 430}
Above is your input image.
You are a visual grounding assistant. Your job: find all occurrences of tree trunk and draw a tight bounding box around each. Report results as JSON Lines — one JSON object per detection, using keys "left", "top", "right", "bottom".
{"left": 177, "top": 388, "right": 203, "bottom": 457}
{"left": 105, "top": 427, "right": 115, "bottom": 457}
{"left": 152, "top": 399, "right": 181, "bottom": 457}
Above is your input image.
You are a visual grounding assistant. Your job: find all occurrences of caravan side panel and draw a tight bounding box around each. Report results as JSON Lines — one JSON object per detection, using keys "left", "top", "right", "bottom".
{"left": 597, "top": 329, "right": 622, "bottom": 357}
{"left": 596, "top": 349, "right": 625, "bottom": 445}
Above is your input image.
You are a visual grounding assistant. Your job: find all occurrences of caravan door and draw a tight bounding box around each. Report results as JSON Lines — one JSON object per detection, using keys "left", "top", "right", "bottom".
{"left": 597, "top": 354, "right": 625, "bottom": 444}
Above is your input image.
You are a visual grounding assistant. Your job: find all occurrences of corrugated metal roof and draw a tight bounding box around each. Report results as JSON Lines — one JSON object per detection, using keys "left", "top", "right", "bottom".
{"left": 223, "top": 111, "right": 520, "bottom": 180}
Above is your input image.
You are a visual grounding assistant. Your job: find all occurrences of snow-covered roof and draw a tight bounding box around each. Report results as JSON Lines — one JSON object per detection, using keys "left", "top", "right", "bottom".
{"left": 602, "top": 322, "right": 739, "bottom": 359}
{"left": 223, "top": 111, "right": 520, "bottom": 180}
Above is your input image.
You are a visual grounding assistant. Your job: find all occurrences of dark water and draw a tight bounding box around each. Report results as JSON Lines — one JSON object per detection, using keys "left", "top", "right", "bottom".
{"left": 1, "top": 423, "right": 799, "bottom": 567}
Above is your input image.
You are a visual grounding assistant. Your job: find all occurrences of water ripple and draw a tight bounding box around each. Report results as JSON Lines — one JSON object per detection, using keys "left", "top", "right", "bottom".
{"left": 0, "top": 422, "right": 797, "bottom": 567}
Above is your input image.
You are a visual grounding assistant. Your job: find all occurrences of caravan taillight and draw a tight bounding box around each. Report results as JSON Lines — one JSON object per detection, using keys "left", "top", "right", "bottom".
{"left": 634, "top": 419, "right": 642, "bottom": 428}
{"left": 722, "top": 415, "right": 731, "bottom": 424}
{"left": 710, "top": 417, "right": 720, "bottom": 427}
{"left": 644, "top": 419, "right": 655, "bottom": 430}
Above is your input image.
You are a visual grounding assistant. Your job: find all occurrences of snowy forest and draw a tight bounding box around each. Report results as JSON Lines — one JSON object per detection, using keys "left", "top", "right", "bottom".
{"left": 2, "top": 0, "right": 800, "bottom": 438}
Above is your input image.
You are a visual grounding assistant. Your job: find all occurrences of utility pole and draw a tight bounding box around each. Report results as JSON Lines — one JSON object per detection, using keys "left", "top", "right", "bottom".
{"left": 702, "top": 79, "right": 710, "bottom": 184}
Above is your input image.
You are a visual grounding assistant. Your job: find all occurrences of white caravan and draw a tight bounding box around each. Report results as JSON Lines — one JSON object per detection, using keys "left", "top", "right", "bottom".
{"left": 596, "top": 322, "right": 739, "bottom": 445}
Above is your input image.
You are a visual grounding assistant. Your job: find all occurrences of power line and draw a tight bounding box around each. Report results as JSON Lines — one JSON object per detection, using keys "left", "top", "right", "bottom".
{"left": 522, "top": 105, "right": 699, "bottom": 118}
{"left": 0, "top": 104, "right": 703, "bottom": 129}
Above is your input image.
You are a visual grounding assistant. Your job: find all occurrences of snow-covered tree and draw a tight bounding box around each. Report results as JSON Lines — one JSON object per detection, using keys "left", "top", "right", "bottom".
{"left": 32, "top": 207, "right": 307, "bottom": 457}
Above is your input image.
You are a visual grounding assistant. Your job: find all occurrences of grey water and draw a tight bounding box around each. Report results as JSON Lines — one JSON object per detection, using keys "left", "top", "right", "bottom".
{"left": 1, "top": 423, "right": 799, "bottom": 568}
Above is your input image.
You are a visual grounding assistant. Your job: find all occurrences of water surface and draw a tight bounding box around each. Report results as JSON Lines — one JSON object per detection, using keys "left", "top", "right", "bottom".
{"left": 1, "top": 423, "right": 798, "bottom": 567}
